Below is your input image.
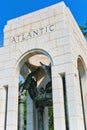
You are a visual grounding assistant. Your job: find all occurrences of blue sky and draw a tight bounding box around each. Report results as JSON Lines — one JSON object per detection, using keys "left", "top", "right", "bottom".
{"left": 0, "top": 0, "right": 87, "bottom": 47}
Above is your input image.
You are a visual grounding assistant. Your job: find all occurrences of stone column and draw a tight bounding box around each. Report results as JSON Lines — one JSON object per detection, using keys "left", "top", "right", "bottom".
{"left": 6, "top": 85, "right": 18, "bottom": 130}
{"left": 0, "top": 87, "right": 6, "bottom": 130}
{"left": 65, "top": 73, "right": 85, "bottom": 130}
{"left": 43, "top": 107, "right": 49, "bottom": 130}
{"left": 26, "top": 94, "right": 34, "bottom": 130}
{"left": 18, "top": 92, "right": 26, "bottom": 130}
{"left": 52, "top": 72, "right": 66, "bottom": 130}
{"left": 37, "top": 107, "right": 44, "bottom": 130}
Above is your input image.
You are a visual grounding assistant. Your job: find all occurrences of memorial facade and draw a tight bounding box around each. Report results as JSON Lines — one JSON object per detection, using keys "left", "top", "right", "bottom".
{"left": 0, "top": 2, "right": 87, "bottom": 130}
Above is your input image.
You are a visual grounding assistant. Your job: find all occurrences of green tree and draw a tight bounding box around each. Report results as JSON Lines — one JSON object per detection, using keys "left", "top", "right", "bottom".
{"left": 80, "top": 21, "right": 87, "bottom": 39}
{"left": 48, "top": 106, "right": 54, "bottom": 130}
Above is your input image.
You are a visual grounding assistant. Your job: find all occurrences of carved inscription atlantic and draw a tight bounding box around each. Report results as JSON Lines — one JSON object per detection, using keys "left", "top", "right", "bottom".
{"left": 10, "top": 25, "right": 55, "bottom": 43}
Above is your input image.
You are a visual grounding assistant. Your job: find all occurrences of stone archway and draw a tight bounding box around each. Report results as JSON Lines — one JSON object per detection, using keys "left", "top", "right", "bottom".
{"left": 18, "top": 49, "right": 54, "bottom": 130}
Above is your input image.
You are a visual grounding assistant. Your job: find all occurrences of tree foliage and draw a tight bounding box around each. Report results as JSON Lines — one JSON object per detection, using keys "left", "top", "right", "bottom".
{"left": 80, "top": 21, "right": 87, "bottom": 39}
{"left": 48, "top": 106, "right": 54, "bottom": 130}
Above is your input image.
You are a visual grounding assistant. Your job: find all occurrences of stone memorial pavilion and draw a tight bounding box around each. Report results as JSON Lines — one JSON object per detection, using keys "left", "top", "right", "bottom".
{"left": 0, "top": 2, "right": 87, "bottom": 130}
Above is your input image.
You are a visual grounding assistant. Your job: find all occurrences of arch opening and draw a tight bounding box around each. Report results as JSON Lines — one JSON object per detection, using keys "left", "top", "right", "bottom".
{"left": 77, "top": 56, "right": 87, "bottom": 130}
{"left": 18, "top": 49, "right": 54, "bottom": 130}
